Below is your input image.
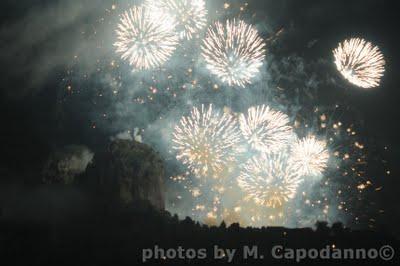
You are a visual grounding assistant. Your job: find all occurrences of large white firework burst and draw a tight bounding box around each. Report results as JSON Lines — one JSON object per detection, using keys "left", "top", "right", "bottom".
{"left": 201, "top": 19, "right": 266, "bottom": 87}
{"left": 239, "top": 105, "right": 294, "bottom": 153}
{"left": 238, "top": 154, "right": 303, "bottom": 208}
{"left": 333, "top": 38, "right": 385, "bottom": 88}
{"left": 145, "top": 0, "right": 207, "bottom": 40}
{"left": 114, "top": 6, "right": 179, "bottom": 70}
{"left": 290, "top": 136, "right": 330, "bottom": 177}
{"left": 173, "top": 105, "right": 242, "bottom": 179}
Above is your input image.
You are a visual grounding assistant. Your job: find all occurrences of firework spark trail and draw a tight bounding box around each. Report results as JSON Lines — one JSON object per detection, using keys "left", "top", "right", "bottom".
{"left": 201, "top": 19, "right": 266, "bottom": 87}
{"left": 290, "top": 136, "right": 330, "bottom": 177}
{"left": 173, "top": 105, "right": 242, "bottom": 179}
{"left": 145, "top": 0, "right": 207, "bottom": 40}
{"left": 239, "top": 105, "right": 294, "bottom": 153}
{"left": 238, "top": 154, "right": 303, "bottom": 208}
{"left": 114, "top": 6, "right": 179, "bottom": 70}
{"left": 64, "top": 1, "right": 384, "bottom": 229}
{"left": 333, "top": 38, "right": 385, "bottom": 88}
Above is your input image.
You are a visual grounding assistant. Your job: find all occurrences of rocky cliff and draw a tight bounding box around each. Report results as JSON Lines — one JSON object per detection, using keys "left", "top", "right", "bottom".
{"left": 88, "top": 140, "right": 165, "bottom": 210}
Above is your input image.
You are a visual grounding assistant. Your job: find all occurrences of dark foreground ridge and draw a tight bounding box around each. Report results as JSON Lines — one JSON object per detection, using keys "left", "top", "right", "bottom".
{"left": 0, "top": 205, "right": 398, "bottom": 265}
{"left": 0, "top": 140, "right": 398, "bottom": 265}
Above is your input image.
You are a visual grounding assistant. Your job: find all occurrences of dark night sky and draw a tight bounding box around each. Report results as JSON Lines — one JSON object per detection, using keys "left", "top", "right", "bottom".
{"left": 0, "top": 0, "right": 399, "bottom": 235}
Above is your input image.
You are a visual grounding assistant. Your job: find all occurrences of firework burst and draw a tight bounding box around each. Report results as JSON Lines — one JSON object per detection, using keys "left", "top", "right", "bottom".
{"left": 201, "top": 19, "right": 266, "bottom": 87}
{"left": 114, "top": 6, "right": 179, "bottom": 70}
{"left": 333, "top": 38, "right": 385, "bottom": 88}
{"left": 145, "top": 0, "right": 207, "bottom": 40}
{"left": 239, "top": 105, "right": 294, "bottom": 153}
{"left": 238, "top": 154, "right": 303, "bottom": 208}
{"left": 173, "top": 105, "right": 242, "bottom": 179}
{"left": 290, "top": 136, "right": 330, "bottom": 177}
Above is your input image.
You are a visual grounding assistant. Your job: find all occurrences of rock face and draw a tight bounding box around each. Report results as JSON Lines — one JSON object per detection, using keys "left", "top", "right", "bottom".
{"left": 90, "top": 140, "right": 165, "bottom": 210}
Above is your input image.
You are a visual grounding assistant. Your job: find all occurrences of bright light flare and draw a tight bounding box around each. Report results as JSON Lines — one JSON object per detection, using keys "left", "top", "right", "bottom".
{"left": 238, "top": 154, "right": 303, "bottom": 208}
{"left": 173, "top": 105, "right": 242, "bottom": 179}
{"left": 114, "top": 6, "right": 179, "bottom": 70}
{"left": 201, "top": 19, "right": 266, "bottom": 87}
{"left": 239, "top": 105, "right": 294, "bottom": 153}
{"left": 145, "top": 0, "right": 207, "bottom": 40}
{"left": 333, "top": 38, "right": 385, "bottom": 88}
{"left": 290, "top": 136, "right": 330, "bottom": 177}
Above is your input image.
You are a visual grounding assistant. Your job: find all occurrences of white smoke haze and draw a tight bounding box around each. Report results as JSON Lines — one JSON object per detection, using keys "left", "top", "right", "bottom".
{"left": 58, "top": 146, "right": 94, "bottom": 175}
{"left": 0, "top": 0, "right": 384, "bottom": 230}
{"left": 112, "top": 130, "right": 134, "bottom": 141}
{"left": 43, "top": 145, "right": 94, "bottom": 184}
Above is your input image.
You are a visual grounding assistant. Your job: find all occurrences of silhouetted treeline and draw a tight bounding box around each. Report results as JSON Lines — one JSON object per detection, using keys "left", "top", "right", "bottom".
{"left": 0, "top": 203, "right": 398, "bottom": 265}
